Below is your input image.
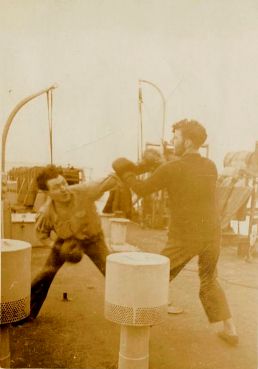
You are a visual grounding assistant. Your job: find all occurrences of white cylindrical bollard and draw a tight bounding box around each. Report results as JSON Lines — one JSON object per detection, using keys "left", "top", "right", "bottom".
{"left": 105, "top": 252, "right": 170, "bottom": 369}
{"left": 1, "top": 239, "right": 31, "bottom": 324}
{"left": 110, "top": 218, "right": 130, "bottom": 245}
{"left": 1, "top": 239, "right": 31, "bottom": 368}
{"left": 100, "top": 213, "right": 115, "bottom": 241}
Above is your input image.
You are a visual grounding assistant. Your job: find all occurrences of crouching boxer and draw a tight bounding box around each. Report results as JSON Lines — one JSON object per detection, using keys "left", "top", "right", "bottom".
{"left": 18, "top": 165, "right": 120, "bottom": 322}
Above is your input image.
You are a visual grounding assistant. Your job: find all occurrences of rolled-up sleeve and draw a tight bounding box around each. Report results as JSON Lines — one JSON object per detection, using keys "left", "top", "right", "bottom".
{"left": 81, "top": 174, "right": 122, "bottom": 201}
{"left": 35, "top": 212, "right": 55, "bottom": 247}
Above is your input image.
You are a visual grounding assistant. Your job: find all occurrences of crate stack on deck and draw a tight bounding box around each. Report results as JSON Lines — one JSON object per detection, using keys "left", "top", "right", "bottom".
{"left": 7, "top": 166, "right": 83, "bottom": 213}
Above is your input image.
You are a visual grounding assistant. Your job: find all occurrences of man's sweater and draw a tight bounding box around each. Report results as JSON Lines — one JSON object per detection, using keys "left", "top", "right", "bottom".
{"left": 124, "top": 153, "right": 220, "bottom": 241}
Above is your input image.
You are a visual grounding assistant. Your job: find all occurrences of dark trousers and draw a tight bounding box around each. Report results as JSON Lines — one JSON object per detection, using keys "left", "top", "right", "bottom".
{"left": 161, "top": 238, "right": 231, "bottom": 323}
{"left": 30, "top": 233, "right": 109, "bottom": 319}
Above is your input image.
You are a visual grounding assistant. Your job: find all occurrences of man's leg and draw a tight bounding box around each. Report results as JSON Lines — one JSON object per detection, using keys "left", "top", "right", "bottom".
{"left": 82, "top": 232, "right": 109, "bottom": 275}
{"left": 198, "top": 241, "right": 231, "bottom": 322}
{"left": 198, "top": 241, "right": 238, "bottom": 344}
{"left": 30, "top": 241, "right": 65, "bottom": 319}
{"left": 161, "top": 239, "right": 197, "bottom": 314}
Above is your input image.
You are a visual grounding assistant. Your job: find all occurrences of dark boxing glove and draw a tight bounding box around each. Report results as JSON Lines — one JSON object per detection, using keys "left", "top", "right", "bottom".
{"left": 112, "top": 157, "right": 137, "bottom": 177}
{"left": 60, "top": 238, "right": 83, "bottom": 264}
{"left": 137, "top": 148, "right": 162, "bottom": 173}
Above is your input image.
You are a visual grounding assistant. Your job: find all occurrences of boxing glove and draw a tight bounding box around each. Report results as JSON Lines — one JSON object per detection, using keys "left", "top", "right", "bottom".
{"left": 112, "top": 157, "right": 137, "bottom": 177}
{"left": 60, "top": 238, "right": 83, "bottom": 263}
{"left": 137, "top": 148, "right": 163, "bottom": 173}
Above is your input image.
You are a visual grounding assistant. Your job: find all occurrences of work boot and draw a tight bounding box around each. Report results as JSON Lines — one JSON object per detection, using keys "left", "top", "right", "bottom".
{"left": 218, "top": 331, "right": 239, "bottom": 346}
{"left": 167, "top": 304, "right": 184, "bottom": 314}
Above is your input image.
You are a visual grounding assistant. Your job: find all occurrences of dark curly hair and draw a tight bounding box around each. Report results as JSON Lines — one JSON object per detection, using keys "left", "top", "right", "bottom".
{"left": 172, "top": 119, "right": 207, "bottom": 148}
{"left": 36, "top": 165, "right": 63, "bottom": 191}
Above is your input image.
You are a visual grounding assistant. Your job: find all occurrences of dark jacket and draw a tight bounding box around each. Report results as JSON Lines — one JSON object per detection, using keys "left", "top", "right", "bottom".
{"left": 124, "top": 153, "right": 220, "bottom": 241}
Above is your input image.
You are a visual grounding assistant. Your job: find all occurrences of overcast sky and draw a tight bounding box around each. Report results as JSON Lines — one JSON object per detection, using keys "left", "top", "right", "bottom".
{"left": 1, "top": 0, "right": 258, "bottom": 179}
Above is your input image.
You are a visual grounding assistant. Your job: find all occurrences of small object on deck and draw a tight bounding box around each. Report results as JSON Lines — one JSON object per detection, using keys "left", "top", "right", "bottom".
{"left": 62, "top": 292, "right": 69, "bottom": 301}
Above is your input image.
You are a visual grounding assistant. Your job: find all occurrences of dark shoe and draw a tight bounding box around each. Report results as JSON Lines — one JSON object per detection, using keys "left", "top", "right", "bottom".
{"left": 11, "top": 316, "right": 35, "bottom": 327}
{"left": 218, "top": 331, "right": 239, "bottom": 346}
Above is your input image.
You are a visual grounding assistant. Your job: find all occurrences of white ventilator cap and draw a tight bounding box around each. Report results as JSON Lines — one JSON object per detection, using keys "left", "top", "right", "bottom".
{"left": 110, "top": 218, "right": 130, "bottom": 245}
{"left": 100, "top": 213, "right": 115, "bottom": 239}
{"left": 105, "top": 252, "right": 170, "bottom": 326}
{"left": 0, "top": 239, "right": 31, "bottom": 324}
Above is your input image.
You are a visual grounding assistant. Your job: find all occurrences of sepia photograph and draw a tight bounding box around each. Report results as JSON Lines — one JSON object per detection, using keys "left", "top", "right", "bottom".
{"left": 1, "top": 1, "right": 258, "bottom": 368}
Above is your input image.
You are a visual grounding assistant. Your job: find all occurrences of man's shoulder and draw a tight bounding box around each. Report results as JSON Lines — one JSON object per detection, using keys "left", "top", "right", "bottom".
{"left": 155, "top": 159, "right": 182, "bottom": 172}
{"left": 167, "top": 155, "right": 188, "bottom": 168}
{"left": 149, "top": 159, "right": 183, "bottom": 180}
{"left": 200, "top": 157, "right": 218, "bottom": 174}
{"left": 201, "top": 156, "right": 217, "bottom": 167}
{"left": 162, "top": 156, "right": 181, "bottom": 167}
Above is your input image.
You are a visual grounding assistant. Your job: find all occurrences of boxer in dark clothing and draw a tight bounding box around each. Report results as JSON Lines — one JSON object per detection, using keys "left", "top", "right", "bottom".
{"left": 112, "top": 119, "right": 238, "bottom": 345}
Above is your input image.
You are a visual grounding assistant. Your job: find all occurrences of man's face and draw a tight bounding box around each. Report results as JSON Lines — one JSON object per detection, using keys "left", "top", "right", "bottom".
{"left": 172, "top": 129, "right": 186, "bottom": 156}
{"left": 46, "top": 175, "right": 71, "bottom": 203}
